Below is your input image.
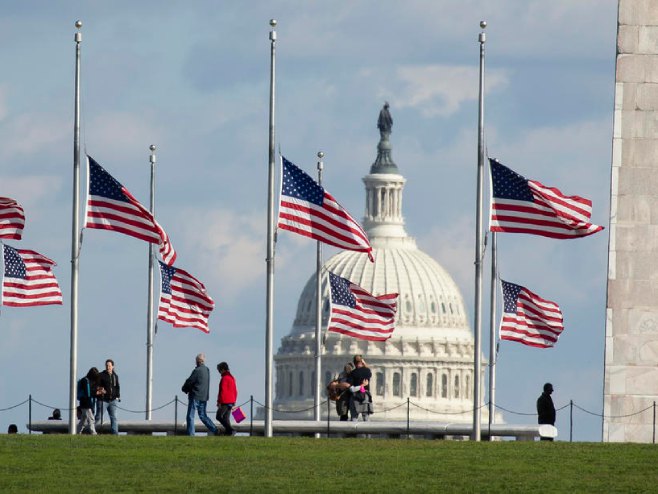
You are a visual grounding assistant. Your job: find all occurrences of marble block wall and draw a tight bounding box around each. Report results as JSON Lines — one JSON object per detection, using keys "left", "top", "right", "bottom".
{"left": 604, "top": 0, "right": 658, "bottom": 443}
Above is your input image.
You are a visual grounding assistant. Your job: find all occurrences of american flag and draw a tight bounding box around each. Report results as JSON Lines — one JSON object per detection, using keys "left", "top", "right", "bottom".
{"left": 0, "top": 197, "right": 25, "bottom": 240}
{"left": 500, "top": 279, "right": 563, "bottom": 349}
{"left": 157, "top": 261, "right": 215, "bottom": 334}
{"left": 2, "top": 245, "right": 63, "bottom": 307}
{"left": 327, "top": 271, "right": 397, "bottom": 341}
{"left": 277, "top": 157, "right": 373, "bottom": 261}
{"left": 85, "top": 156, "right": 177, "bottom": 265}
{"left": 489, "top": 158, "right": 604, "bottom": 239}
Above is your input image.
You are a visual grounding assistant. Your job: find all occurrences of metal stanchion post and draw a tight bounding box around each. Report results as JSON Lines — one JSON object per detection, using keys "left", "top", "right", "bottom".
{"left": 570, "top": 399, "right": 573, "bottom": 443}
{"left": 653, "top": 400, "right": 656, "bottom": 444}
{"left": 250, "top": 395, "right": 254, "bottom": 437}
{"left": 407, "top": 397, "right": 410, "bottom": 439}
{"left": 174, "top": 395, "right": 178, "bottom": 436}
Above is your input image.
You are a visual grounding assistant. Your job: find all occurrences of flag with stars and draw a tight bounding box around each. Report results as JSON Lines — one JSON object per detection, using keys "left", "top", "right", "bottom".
{"left": 0, "top": 197, "right": 25, "bottom": 240}
{"left": 327, "top": 271, "right": 397, "bottom": 341}
{"left": 2, "top": 245, "right": 63, "bottom": 307}
{"left": 489, "top": 158, "right": 604, "bottom": 239}
{"left": 277, "top": 156, "right": 373, "bottom": 261}
{"left": 84, "top": 156, "right": 177, "bottom": 265}
{"left": 500, "top": 279, "right": 563, "bottom": 348}
{"left": 157, "top": 261, "right": 214, "bottom": 333}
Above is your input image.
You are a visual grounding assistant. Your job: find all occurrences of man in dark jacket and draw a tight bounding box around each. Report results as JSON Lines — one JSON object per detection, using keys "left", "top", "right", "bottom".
{"left": 95, "top": 359, "right": 120, "bottom": 435}
{"left": 183, "top": 353, "right": 218, "bottom": 436}
{"left": 537, "top": 382, "right": 556, "bottom": 441}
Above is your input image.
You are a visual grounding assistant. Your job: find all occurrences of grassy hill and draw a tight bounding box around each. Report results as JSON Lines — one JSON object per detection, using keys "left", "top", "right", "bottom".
{"left": 1, "top": 435, "right": 657, "bottom": 493}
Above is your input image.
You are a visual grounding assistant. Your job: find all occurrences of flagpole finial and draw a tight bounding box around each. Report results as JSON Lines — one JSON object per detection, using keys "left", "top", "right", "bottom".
{"left": 149, "top": 145, "right": 156, "bottom": 164}
{"left": 149, "top": 144, "right": 156, "bottom": 152}
{"left": 269, "top": 19, "right": 277, "bottom": 41}
{"left": 480, "top": 20, "right": 487, "bottom": 29}
{"left": 75, "top": 20, "right": 82, "bottom": 29}
{"left": 479, "top": 20, "right": 486, "bottom": 43}
{"left": 317, "top": 151, "right": 324, "bottom": 174}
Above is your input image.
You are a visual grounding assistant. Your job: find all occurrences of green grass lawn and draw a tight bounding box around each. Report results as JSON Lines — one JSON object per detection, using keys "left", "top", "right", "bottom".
{"left": 1, "top": 435, "right": 657, "bottom": 493}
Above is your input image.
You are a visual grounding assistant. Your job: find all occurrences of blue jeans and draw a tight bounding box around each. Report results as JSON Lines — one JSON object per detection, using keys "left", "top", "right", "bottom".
{"left": 186, "top": 399, "right": 217, "bottom": 436}
{"left": 95, "top": 399, "right": 119, "bottom": 434}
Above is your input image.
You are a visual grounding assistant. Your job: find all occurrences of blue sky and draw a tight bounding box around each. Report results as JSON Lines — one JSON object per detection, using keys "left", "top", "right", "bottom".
{"left": 0, "top": 1, "right": 617, "bottom": 441}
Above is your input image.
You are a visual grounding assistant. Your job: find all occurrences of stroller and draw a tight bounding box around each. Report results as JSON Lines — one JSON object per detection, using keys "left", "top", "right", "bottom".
{"left": 349, "top": 387, "right": 374, "bottom": 421}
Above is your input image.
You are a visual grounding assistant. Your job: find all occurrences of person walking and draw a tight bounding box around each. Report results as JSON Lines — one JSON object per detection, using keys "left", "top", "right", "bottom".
{"left": 215, "top": 362, "right": 238, "bottom": 436}
{"left": 182, "top": 353, "right": 218, "bottom": 436}
{"left": 77, "top": 367, "right": 101, "bottom": 435}
{"left": 96, "top": 359, "right": 121, "bottom": 435}
{"left": 537, "top": 382, "right": 556, "bottom": 441}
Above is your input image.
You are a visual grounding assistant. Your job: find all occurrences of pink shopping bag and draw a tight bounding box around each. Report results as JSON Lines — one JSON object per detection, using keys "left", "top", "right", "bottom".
{"left": 231, "top": 406, "right": 246, "bottom": 423}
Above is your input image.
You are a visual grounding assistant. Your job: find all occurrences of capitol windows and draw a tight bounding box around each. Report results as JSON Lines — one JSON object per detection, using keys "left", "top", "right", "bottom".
{"left": 323, "top": 299, "right": 330, "bottom": 315}
{"left": 393, "top": 372, "right": 401, "bottom": 397}
{"left": 299, "top": 371, "right": 304, "bottom": 396}
{"left": 426, "top": 373, "right": 434, "bottom": 397}
{"left": 376, "top": 372, "right": 385, "bottom": 396}
{"left": 410, "top": 373, "right": 418, "bottom": 397}
{"left": 311, "top": 371, "right": 315, "bottom": 395}
{"left": 441, "top": 374, "right": 448, "bottom": 398}
{"left": 405, "top": 297, "right": 412, "bottom": 314}
{"left": 288, "top": 371, "right": 293, "bottom": 397}
{"left": 465, "top": 375, "right": 471, "bottom": 398}
{"left": 454, "top": 375, "right": 460, "bottom": 399}
{"left": 441, "top": 302, "right": 446, "bottom": 314}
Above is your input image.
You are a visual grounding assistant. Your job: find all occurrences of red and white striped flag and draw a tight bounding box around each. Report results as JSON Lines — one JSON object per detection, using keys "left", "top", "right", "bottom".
{"left": 489, "top": 158, "right": 604, "bottom": 239}
{"left": 2, "top": 245, "right": 63, "bottom": 307}
{"left": 85, "top": 156, "right": 177, "bottom": 265}
{"left": 157, "top": 261, "right": 214, "bottom": 333}
{"left": 328, "top": 271, "right": 397, "bottom": 341}
{"left": 500, "top": 280, "right": 563, "bottom": 348}
{"left": 277, "top": 157, "right": 373, "bottom": 261}
{"left": 0, "top": 197, "right": 25, "bottom": 240}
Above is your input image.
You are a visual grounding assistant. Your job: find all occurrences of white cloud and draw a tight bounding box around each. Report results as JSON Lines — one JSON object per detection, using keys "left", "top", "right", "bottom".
{"left": 0, "top": 175, "right": 63, "bottom": 213}
{"left": 175, "top": 208, "right": 315, "bottom": 303}
{"left": 389, "top": 65, "right": 509, "bottom": 117}
{"left": 0, "top": 112, "right": 68, "bottom": 158}
{"left": 85, "top": 112, "right": 164, "bottom": 159}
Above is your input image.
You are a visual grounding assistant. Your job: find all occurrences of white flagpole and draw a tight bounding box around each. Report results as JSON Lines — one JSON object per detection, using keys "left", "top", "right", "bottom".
{"left": 472, "top": 20, "right": 487, "bottom": 442}
{"left": 69, "top": 20, "right": 82, "bottom": 435}
{"left": 146, "top": 144, "right": 156, "bottom": 420}
{"left": 488, "top": 231, "right": 497, "bottom": 438}
{"left": 265, "top": 18, "right": 277, "bottom": 438}
{"left": 314, "top": 151, "right": 324, "bottom": 432}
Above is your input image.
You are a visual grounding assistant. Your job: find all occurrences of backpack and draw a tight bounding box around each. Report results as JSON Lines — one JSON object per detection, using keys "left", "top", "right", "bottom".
{"left": 77, "top": 377, "right": 90, "bottom": 401}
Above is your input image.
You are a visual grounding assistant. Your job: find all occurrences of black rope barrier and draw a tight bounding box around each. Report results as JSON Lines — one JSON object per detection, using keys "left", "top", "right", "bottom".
{"left": 29, "top": 398, "right": 75, "bottom": 412}
{"left": 115, "top": 399, "right": 177, "bottom": 414}
{"left": 0, "top": 399, "right": 29, "bottom": 412}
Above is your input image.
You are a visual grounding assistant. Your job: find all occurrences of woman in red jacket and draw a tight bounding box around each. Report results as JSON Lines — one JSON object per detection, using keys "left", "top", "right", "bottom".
{"left": 216, "top": 362, "right": 238, "bottom": 435}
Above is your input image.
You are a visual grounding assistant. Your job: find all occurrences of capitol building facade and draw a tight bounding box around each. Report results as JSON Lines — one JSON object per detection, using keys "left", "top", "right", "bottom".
{"left": 273, "top": 104, "right": 483, "bottom": 422}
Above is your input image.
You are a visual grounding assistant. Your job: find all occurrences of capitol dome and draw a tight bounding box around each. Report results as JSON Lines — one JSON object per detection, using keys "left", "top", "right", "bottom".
{"left": 274, "top": 104, "right": 484, "bottom": 422}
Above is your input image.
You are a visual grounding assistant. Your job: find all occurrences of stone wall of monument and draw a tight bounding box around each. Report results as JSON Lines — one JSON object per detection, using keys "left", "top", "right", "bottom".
{"left": 604, "top": 0, "right": 658, "bottom": 443}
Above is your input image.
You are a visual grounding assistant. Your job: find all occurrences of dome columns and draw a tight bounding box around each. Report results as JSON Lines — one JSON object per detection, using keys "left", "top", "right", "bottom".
{"left": 363, "top": 173, "right": 408, "bottom": 239}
